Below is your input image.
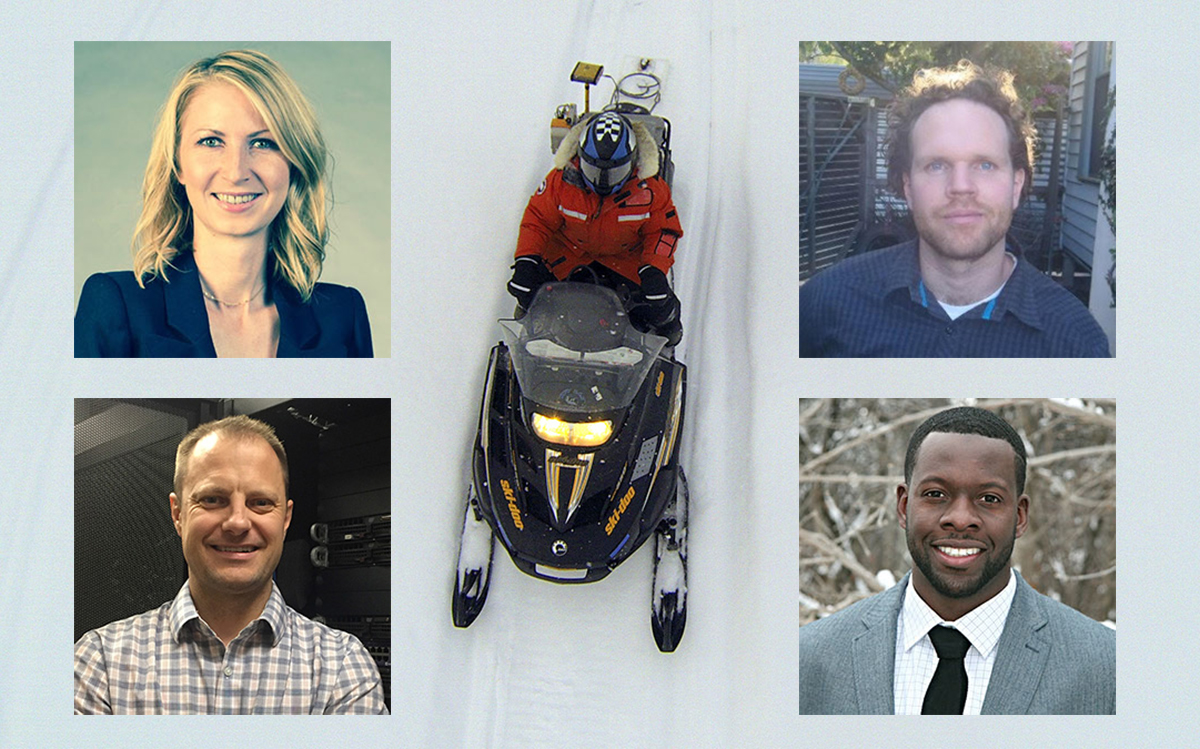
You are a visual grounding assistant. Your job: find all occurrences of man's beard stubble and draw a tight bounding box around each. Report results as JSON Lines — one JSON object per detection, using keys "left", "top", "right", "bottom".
{"left": 907, "top": 523, "right": 1017, "bottom": 600}
{"left": 913, "top": 202, "right": 1013, "bottom": 264}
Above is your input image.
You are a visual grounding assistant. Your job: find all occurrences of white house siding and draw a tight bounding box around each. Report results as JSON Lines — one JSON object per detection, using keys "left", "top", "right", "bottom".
{"left": 1084, "top": 44, "right": 1116, "bottom": 354}
{"left": 1062, "top": 41, "right": 1112, "bottom": 270}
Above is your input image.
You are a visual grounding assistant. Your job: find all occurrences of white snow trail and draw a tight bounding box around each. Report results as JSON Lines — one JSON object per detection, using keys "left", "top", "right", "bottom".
{"left": 397, "top": 2, "right": 792, "bottom": 745}
{"left": 413, "top": 3, "right": 748, "bottom": 747}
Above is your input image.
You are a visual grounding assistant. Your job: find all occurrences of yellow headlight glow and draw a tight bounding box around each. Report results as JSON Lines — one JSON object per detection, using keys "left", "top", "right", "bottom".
{"left": 531, "top": 412, "right": 613, "bottom": 447}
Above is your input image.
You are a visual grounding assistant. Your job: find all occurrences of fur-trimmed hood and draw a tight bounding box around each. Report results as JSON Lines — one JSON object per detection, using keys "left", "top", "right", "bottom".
{"left": 553, "top": 113, "right": 660, "bottom": 178}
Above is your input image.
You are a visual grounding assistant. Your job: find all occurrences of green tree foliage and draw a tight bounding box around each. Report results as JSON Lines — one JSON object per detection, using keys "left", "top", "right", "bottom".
{"left": 1100, "top": 91, "right": 1116, "bottom": 235}
{"left": 799, "top": 41, "right": 1071, "bottom": 113}
{"left": 1100, "top": 89, "right": 1116, "bottom": 304}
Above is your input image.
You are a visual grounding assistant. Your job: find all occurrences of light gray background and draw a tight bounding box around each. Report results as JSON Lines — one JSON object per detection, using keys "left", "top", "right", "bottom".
{"left": 0, "top": 0, "right": 1184, "bottom": 746}
{"left": 73, "top": 41, "right": 391, "bottom": 357}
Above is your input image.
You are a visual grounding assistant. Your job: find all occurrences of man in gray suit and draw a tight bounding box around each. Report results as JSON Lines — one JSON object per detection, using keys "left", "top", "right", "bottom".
{"left": 798, "top": 407, "right": 1115, "bottom": 714}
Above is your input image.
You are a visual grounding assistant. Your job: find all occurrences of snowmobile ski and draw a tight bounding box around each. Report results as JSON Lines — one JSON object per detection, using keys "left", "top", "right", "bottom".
{"left": 651, "top": 466, "right": 688, "bottom": 652}
{"left": 452, "top": 483, "right": 495, "bottom": 628}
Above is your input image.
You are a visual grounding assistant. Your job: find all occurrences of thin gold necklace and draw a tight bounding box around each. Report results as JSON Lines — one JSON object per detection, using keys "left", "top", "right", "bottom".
{"left": 199, "top": 276, "right": 266, "bottom": 307}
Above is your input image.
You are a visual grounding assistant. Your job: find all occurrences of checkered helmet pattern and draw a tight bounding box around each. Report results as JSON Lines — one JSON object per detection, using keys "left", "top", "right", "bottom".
{"left": 578, "top": 112, "right": 637, "bottom": 195}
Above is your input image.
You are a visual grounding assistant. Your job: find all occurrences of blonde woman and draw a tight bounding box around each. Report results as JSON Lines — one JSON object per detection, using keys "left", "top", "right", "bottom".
{"left": 74, "top": 50, "right": 372, "bottom": 357}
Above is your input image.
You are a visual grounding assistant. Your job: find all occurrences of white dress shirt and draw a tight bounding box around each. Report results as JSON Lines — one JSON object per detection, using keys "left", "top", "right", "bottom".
{"left": 893, "top": 568, "right": 1018, "bottom": 714}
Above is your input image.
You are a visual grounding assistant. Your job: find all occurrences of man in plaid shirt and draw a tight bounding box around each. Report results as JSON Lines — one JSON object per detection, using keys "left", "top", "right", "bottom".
{"left": 74, "top": 415, "right": 387, "bottom": 714}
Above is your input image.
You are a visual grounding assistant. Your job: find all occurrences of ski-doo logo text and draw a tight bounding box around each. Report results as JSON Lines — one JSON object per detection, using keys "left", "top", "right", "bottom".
{"left": 604, "top": 486, "right": 636, "bottom": 535}
{"left": 501, "top": 479, "right": 524, "bottom": 530}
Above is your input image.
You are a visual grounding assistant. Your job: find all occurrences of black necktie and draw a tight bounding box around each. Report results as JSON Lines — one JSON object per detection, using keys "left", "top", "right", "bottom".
{"left": 921, "top": 625, "right": 971, "bottom": 714}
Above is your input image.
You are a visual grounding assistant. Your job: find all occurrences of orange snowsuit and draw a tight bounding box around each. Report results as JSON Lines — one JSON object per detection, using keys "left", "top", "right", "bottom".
{"left": 514, "top": 160, "right": 683, "bottom": 284}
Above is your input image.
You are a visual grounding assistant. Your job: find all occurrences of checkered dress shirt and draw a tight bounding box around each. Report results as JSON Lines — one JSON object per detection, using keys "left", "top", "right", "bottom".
{"left": 893, "top": 569, "right": 1017, "bottom": 715}
{"left": 797, "top": 241, "right": 1111, "bottom": 357}
{"left": 74, "top": 582, "right": 387, "bottom": 714}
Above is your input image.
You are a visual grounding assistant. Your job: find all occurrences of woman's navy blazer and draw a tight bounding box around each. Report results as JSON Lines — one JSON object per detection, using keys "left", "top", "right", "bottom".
{"left": 74, "top": 253, "right": 373, "bottom": 358}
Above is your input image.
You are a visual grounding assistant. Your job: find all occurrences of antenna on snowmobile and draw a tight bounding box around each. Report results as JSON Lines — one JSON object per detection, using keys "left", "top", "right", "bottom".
{"left": 571, "top": 61, "right": 604, "bottom": 114}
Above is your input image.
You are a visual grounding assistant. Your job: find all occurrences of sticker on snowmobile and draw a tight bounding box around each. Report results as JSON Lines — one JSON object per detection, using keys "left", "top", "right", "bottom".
{"left": 535, "top": 178, "right": 546, "bottom": 196}
{"left": 604, "top": 485, "right": 636, "bottom": 535}
{"left": 655, "top": 371, "right": 664, "bottom": 397}
{"left": 534, "top": 564, "right": 587, "bottom": 580}
{"left": 632, "top": 436, "right": 659, "bottom": 481}
{"left": 559, "top": 387, "right": 588, "bottom": 407}
{"left": 500, "top": 478, "right": 524, "bottom": 530}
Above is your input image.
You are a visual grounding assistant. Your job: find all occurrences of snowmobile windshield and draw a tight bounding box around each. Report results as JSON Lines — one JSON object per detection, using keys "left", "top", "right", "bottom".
{"left": 500, "top": 282, "right": 666, "bottom": 414}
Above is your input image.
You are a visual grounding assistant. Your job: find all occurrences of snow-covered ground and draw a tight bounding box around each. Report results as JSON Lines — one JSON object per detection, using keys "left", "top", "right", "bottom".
{"left": 396, "top": 4, "right": 797, "bottom": 744}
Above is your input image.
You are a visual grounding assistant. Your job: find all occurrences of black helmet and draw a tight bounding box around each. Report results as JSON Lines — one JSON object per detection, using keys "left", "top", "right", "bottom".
{"left": 578, "top": 112, "right": 637, "bottom": 195}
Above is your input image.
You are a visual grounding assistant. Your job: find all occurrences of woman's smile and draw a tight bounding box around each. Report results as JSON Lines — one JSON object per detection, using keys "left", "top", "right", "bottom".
{"left": 177, "top": 81, "right": 290, "bottom": 246}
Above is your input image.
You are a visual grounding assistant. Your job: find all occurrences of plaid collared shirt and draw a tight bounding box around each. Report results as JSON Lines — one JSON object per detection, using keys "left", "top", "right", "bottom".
{"left": 74, "top": 582, "right": 387, "bottom": 715}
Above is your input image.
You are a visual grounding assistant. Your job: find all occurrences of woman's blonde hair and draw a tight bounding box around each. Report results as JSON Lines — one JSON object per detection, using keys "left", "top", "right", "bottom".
{"left": 132, "top": 49, "right": 329, "bottom": 300}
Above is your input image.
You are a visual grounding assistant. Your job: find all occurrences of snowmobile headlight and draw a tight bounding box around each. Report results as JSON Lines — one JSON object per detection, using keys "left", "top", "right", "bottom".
{"left": 531, "top": 412, "right": 613, "bottom": 447}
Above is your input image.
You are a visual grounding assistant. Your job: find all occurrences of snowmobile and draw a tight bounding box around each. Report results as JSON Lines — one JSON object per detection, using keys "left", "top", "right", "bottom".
{"left": 452, "top": 61, "right": 689, "bottom": 652}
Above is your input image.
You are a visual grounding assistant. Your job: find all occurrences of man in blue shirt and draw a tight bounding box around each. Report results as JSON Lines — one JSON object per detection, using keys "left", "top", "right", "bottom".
{"left": 798, "top": 61, "right": 1110, "bottom": 358}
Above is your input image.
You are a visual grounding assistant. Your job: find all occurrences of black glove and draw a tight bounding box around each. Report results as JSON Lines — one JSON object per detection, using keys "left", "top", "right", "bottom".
{"left": 508, "top": 256, "right": 554, "bottom": 309}
{"left": 637, "top": 265, "right": 679, "bottom": 326}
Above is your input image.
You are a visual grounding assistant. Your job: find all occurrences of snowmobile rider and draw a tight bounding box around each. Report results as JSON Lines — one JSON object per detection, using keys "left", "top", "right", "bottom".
{"left": 507, "top": 110, "right": 684, "bottom": 344}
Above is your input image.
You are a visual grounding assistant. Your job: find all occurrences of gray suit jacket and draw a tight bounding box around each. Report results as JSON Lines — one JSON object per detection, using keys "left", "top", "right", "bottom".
{"left": 798, "top": 571, "right": 1115, "bottom": 714}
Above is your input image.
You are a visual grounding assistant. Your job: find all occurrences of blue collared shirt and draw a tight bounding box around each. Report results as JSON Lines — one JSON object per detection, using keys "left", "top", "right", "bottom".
{"left": 798, "top": 241, "right": 1111, "bottom": 357}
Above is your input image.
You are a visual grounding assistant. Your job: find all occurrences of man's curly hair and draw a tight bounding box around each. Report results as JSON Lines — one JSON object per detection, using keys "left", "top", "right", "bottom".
{"left": 886, "top": 60, "right": 1037, "bottom": 203}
